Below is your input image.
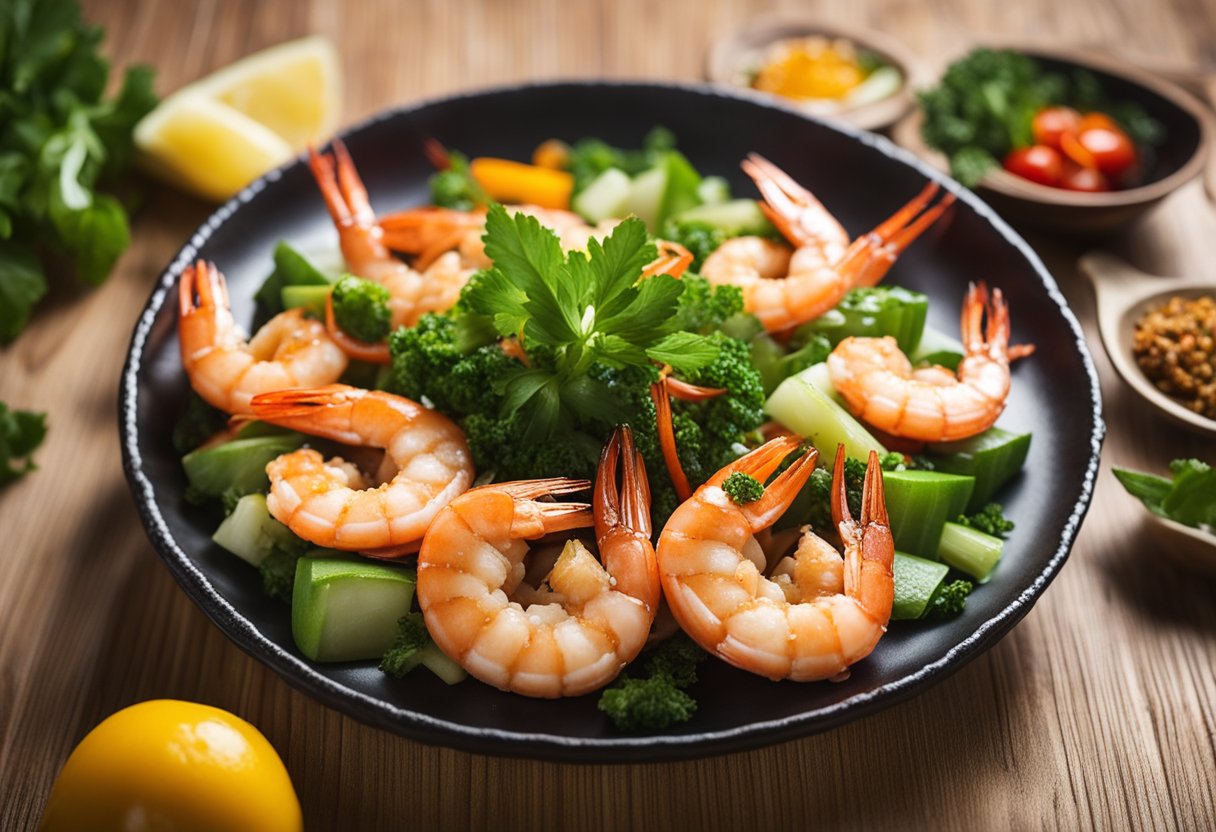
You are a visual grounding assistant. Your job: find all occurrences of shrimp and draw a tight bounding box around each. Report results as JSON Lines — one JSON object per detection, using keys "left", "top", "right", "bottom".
{"left": 177, "top": 260, "right": 348, "bottom": 415}
{"left": 656, "top": 438, "right": 894, "bottom": 682}
{"left": 828, "top": 282, "right": 1012, "bottom": 442}
{"left": 378, "top": 204, "right": 620, "bottom": 271}
{"left": 308, "top": 142, "right": 474, "bottom": 328}
{"left": 701, "top": 154, "right": 955, "bottom": 332}
{"left": 416, "top": 426, "right": 660, "bottom": 698}
{"left": 248, "top": 384, "right": 474, "bottom": 557}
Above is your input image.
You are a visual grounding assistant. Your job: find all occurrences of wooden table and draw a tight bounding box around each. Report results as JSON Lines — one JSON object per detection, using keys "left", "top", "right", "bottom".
{"left": 4, "top": 1, "right": 1215, "bottom": 828}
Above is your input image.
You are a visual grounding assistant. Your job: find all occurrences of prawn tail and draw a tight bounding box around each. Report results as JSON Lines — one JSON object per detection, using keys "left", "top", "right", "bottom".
{"left": 843, "top": 183, "right": 956, "bottom": 288}
{"left": 595, "top": 425, "right": 651, "bottom": 540}
{"left": 642, "top": 240, "right": 694, "bottom": 279}
{"left": 250, "top": 383, "right": 362, "bottom": 417}
{"left": 740, "top": 442, "right": 819, "bottom": 530}
{"left": 707, "top": 434, "right": 802, "bottom": 488}
{"left": 987, "top": 286, "right": 1011, "bottom": 359}
{"left": 844, "top": 450, "right": 895, "bottom": 624}
{"left": 379, "top": 207, "right": 483, "bottom": 267}
{"left": 742, "top": 153, "right": 837, "bottom": 248}
{"left": 178, "top": 260, "right": 226, "bottom": 317}
{"left": 493, "top": 477, "right": 591, "bottom": 500}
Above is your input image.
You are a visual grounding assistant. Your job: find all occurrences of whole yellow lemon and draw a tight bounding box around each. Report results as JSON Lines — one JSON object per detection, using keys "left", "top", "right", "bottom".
{"left": 39, "top": 699, "right": 303, "bottom": 832}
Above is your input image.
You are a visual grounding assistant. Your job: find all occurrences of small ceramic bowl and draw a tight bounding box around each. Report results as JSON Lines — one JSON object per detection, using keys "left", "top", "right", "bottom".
{"left": 892, "top": 46, "right": 1214, "bottom": 235}
{"left": 1080, "top": 251, "right": 1216, "bottom": 437}
{"left": 705, "top": 15, "right": 924, "bottom": 132}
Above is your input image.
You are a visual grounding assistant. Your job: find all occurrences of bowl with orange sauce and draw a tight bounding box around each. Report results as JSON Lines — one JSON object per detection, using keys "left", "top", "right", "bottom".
{"left": 706, "top": 16, "right": 923, "bottom": 132}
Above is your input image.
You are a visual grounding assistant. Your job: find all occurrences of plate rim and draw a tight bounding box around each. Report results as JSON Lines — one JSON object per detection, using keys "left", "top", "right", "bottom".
{"left": 118, "top": 78, "right": 1105, "bottom": 762}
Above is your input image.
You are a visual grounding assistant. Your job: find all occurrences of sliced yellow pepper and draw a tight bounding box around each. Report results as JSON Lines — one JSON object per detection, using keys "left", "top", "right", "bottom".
{"left": 469, "top": 157, "right": 574, "bottom": 210}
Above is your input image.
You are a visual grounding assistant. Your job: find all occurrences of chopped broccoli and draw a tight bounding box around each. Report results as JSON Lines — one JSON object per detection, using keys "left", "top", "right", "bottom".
{"left": 672, "top": 275, "right": 744, "bottom": 334}
{"left": 956, "top": 502, "right": 1015, "bottom": 537}
{"left": 880, "top": 452, "right": 910, "bottom": 471}
{"left": 332, "top": 275, "right": 392, "bottom": 343}
{"left": 258, "top": 548, "right": 301, "bottom": 604}
{"left": 171, "top": 393, "right": 226, "bottom": 454}
{"left": 598, "top": 633, "right": 706, "bottom": 732}
{"left": 925, "top": 579, "right": 973, "bottom": 619}
{"left": 380, "top": 612, "right": 432, "bottom": 677}
{"left": 660, "top": 220, "right": 724, "bottom": 272}
{"left": 429, "top": 150, "right": 487, "bottom": 210}
{"left": 796, "top": 453, "right": 906, "bottom": 532}
{"left": 723, "top": 472, "right": 763, "bottom": 504}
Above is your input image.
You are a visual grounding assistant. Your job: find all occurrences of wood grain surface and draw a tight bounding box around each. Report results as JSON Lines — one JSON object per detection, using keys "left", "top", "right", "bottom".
{"left": 3, "top": 0, "right": 1215, "bottom": 829}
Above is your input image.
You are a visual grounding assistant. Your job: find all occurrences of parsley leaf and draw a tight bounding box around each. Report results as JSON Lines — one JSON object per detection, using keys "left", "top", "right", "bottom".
{"left": 461, "top": 203, "right": 723, "bottom": 440}
{"left": 0, "top": 403, "right": 48, "bottom": 487}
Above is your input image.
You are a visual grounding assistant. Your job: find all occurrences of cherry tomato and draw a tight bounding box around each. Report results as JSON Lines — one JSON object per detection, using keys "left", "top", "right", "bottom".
{"left": 1059, "top": 161, "right": 1111, "bottom": 192}
{"left": 1075, "top": 121, "right": 1138, "bottom": 177}
{"left": 1031, "top": 106, "right": 1082, "bottom": 150}
{"left": 1002, "top": 145, "right": 1065, "bottom": 187}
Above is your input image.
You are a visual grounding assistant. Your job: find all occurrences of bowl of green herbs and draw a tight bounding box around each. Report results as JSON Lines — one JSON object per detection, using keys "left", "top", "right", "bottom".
{"left": 893, "top": 47, "right": 1212, "bottom": 234}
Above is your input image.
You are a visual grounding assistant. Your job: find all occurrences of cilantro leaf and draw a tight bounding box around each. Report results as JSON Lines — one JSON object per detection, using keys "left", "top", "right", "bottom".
{"left": 583, "top": 217, "right": 655, "bottom": 316}
{"left": 0, "top": 242, "right": 49, "bottom": 343}
{"left": 646, "top": 331, "right": 721, "bottom": 374}
{"left": 0, "top": 402, "right": 48, "bottom": 486}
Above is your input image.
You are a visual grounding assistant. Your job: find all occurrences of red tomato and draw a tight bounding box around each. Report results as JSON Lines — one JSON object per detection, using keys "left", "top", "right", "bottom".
{"left": 1031, "top": 106, "right": 1082, "bottom": 149}
{"left": 1075, "top": 122, "right": 1138, "bottom": 177}
{"left": 1002, "top": 145, "right": 1064, "bottom": 186}
{"left": 1059, "top": 161, "right": 1111, "bottom": 192}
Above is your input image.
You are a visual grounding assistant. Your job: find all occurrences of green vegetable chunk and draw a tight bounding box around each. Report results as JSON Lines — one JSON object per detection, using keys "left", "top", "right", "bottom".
{"left": 892, "top": 552, "right": 950, "bottom": 620}
{"left": 881, "top": 470, "right": 975, "bottom": 558}
{"left": 572, "top": 168, "right": 631, "bottom": 223}
{"left": 937, "top": 521, "right": 1003, "bottom": 582}
{"left": 181, "top": 432, "right": 306, "bottom": 505}
{"left": 670, "top": 199, "right": 776, "bottom": 237}
{"left": 332, "top": 275, "right": 392, "bottom": 343}
{"left": 598, "top": 634, "right": 705, "bottom": 732}
{"left": 254, "top": 241, "right": 334, "bottom": 322}
{"left": 765, "top": 365, "right": 887, "bottom": 471}
{"left": 723, "top": 472, "right": 764, "bottom": 505}
{"left": 0, "top": 403, "right": 48, "bottom": 486}
{"left": 292, "top": 559, "right": 417, "bottom": 662}
{"left": 280, "top": 284, "right": 332, "bottom": 316}
{"left": 928, "top": 428, "right": 1031, "bottom": 511}
{"left": 380, "top": 613, "right": 467, "bottom": 684}
{"left": 795, "top": 286, "right": 929, "bottom": 354}
{"left": 211, "top": 493, "right": 296, "bottom": 567}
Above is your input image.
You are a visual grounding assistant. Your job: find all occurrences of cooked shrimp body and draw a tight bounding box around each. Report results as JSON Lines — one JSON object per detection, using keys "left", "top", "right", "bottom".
{"left": 308, "top": 142, "right": 474, "bottom": 328}
{"left": 416, "top": 426, "right": 660, "bottom": 698}
{"left": 657, "top": 438, "right": 895, "bottom": 682}
{"left": 828, "top": 282, "right": 1012, "bottom": 442}
{"left": 177, "top": 260, "right": 348, "bottom": 415}
{"left": 701, "top": 154, "right": 955, "bottom": 332}
{"left": 249, "top": 384, "right": 474, "bottom": 556}
{"left": 378, "top": 203, "right": 620, "bottom": 271}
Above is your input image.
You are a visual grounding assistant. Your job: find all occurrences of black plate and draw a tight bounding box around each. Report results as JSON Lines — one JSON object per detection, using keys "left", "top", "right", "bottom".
{"left": 119, "top": 82, "right": 1103, "bottom": 762}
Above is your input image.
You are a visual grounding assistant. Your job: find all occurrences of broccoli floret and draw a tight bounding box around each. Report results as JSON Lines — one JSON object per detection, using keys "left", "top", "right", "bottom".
{"left": 956, "top": 502, "right": 1014, "bottom": 537}
{"left": 428, "top": 150, "right": 486, "bottom": 210}
{"left": 880, "top": 452, "right": 909, "bottom": 471}
{"left": 172, "top": 393, "right": 226, "bottom": 454}
{"left": 802, "top": 456, "right": 867, "bottom": 531}
{"left": 925, "top": 579, "right": 973, "bottom": 619}
{"left": 723, "top": 472, "right": 763, "bottom": 504}
{"left": 380, "top": 612, "right": 433, "bottom": 677}
{"left": 672, "top": 274, "right": 743, "bottom": 334}
{"left": 660, "top": 221, "right": 725, "bottom": 272}
{"left": 258, "top": 548, "right": 301, "bottom": 604}
{"left": 387, "top": 313, "right": 516, "bottom": 415}
{"left": 598, "top": 676, "right": 697, "bottom": 732}
{"left": 598, "top": 633, "right": 706, "bottom": 732}
{"left": 332, "top": 275, "right": 392, "bottom": 343}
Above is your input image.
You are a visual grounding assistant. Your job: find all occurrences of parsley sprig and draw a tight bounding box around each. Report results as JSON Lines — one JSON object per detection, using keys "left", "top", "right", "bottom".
{"left": 462, "top": 204, "right": 722, "bottom": 440}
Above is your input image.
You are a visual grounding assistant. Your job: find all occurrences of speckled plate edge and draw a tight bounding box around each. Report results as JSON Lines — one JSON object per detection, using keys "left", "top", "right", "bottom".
{"left": 118, "top": 80, "right": 1105, "bottom": 763}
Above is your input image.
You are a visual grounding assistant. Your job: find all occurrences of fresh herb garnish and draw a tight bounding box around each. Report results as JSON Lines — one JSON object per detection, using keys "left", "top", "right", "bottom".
{"left": 462, "top": 204, "right": 722, "bottom": 440}
{"left": 0, "top": 403, "right": 47, "bottom": 487}
{"left": 0, "top": 0, "right": 158, "bottom": 342}
{"left": 1114, "top": 459, "right": 1215, "bottom": 529}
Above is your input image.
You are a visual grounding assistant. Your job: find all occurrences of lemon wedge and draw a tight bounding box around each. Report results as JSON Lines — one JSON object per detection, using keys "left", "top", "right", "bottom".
{"left": 135, "top": 36, "right": 341, "bottom": 202}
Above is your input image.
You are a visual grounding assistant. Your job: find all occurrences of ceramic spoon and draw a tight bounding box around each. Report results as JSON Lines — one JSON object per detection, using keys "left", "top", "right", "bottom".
{"left": 1079, "top": 251, "right": 1216, "bottom": 436}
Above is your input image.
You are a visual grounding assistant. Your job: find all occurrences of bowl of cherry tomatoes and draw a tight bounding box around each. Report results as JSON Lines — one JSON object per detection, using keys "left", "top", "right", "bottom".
{"left": 894, "top": 46, "right": 1213, "bottom": 234}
